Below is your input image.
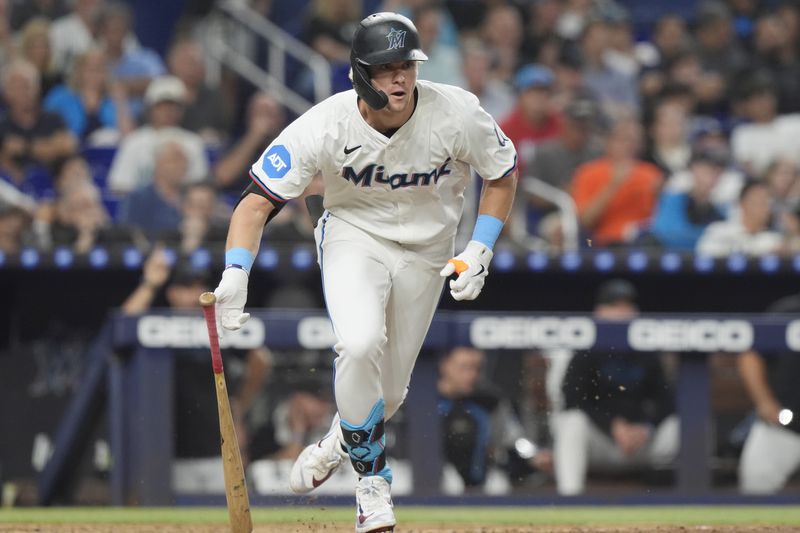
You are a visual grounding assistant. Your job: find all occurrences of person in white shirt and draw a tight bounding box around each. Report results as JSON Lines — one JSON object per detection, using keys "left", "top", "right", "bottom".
{"left": 49, "top": 0, "right": 102, "bottom": 74}
{"left": 211, "top": 13, "right": 517, "bottom": 532}
{"left": 107, "top": 76, "right": 209, "bottom": 195}
{"left": 696, "top": 180, "right": 782, "bottom": 257}
{"left": 730, "top": 76, "right": 800, "bottom": 177}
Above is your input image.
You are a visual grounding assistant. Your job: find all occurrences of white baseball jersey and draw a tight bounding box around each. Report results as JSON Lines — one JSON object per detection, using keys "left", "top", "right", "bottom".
{"left": 249, "top": 80, "right": 517, "bottom": 245}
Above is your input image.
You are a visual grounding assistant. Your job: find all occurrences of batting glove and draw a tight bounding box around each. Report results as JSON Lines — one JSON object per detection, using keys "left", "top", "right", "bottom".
{"left": 439, "top": 240, "right": 493, "bottom": 301}
{"left": 213, "top": 267, "right": 251, "bottom": 331}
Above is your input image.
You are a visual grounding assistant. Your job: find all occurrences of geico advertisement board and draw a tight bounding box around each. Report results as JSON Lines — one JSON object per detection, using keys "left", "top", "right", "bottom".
{"left": 137, "top": 316, "right": 265, "bottom": 349}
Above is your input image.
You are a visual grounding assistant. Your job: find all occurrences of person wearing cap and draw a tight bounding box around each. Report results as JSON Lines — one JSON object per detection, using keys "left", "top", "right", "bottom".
{"left": 107, "top": 75, "right": 209, "bottom": 196}
{"left": 552, "top": 279, "right": 678, "bottom": 495}
{"left": 649, "top": 148, "right": 726, "bottom": 250}
{"left": 530, "top": 96, "right": 602, "bottom": 192}
{"left": 499, "top": 63, "right": 562, "bottom": 176}
{"left": 650, "top": 150, "right": 728, "bottom": 251}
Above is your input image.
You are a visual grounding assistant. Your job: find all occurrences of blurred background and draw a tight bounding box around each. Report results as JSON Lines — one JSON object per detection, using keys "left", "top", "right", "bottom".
{"left": 2, "top": 0, "right": 800, "bottom": 508}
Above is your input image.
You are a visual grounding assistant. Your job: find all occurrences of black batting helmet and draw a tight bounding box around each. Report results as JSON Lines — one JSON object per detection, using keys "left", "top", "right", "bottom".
{"left": 350, "top": 12, "right": 428, "bottom": 110}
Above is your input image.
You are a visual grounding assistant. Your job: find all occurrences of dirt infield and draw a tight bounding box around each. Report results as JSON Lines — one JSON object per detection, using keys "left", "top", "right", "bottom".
{"left": 2, "top": 525, "right": 800, "bottom": 532}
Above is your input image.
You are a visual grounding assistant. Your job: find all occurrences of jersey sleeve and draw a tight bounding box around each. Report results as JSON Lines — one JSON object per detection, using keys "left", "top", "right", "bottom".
{"left": 249, "top": 111, "right": 322, "bottom": 203}
{"left": 454, "top": 91, "right": 517, "bottom": 180}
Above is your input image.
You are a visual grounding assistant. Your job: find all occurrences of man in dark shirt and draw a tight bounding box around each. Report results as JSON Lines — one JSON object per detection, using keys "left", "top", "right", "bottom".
{"left": 738, "top": 293, "right": 800, "bottom": 493}
{"left": 553, "top": 279, "right": 678, "bottom": 495}
{"left": 0, "top": 60, "right": 76, "bottom": 198}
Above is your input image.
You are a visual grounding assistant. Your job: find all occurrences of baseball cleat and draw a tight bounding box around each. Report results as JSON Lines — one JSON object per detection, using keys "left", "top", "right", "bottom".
{"left": 289, "top": 431, "right": 346, "bottom": 494}
{"left": 354, "top": 475, "right": 395, "bottom": 533}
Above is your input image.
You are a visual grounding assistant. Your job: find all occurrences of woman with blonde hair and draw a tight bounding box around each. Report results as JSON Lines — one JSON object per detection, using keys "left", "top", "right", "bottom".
{"left": 18, "top": 17, "right": 62, "bottom": 96}
{"left": 43, "top": 47, "right": 134, "bottom": 143}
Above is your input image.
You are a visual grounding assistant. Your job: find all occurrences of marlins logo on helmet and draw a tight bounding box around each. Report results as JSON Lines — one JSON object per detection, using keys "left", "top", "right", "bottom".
{"left": 386, "top": 28, "right": 406, "bottom": 50}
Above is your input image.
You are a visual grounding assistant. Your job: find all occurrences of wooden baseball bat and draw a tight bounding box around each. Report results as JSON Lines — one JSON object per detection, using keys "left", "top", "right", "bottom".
{"left": 199, "top": 292, "right": 253, "bottom": 533}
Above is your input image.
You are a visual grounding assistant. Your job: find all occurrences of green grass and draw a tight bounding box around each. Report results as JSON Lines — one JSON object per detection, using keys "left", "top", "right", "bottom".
{"left": 0, "top": 506, "right": 799, "bottom": 526}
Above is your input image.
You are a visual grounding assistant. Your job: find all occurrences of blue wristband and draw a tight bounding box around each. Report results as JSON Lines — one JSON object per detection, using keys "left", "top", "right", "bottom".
{"left": 225, "top": 247, "right": 254, "bottom": 274}
{"left": 470, "top": 214, "right": 504, "bottom": 249}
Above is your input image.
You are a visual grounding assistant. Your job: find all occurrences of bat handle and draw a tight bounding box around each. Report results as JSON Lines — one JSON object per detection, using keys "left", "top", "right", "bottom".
{"left": 200, "top": 291, "right": 224, "bottom": 374}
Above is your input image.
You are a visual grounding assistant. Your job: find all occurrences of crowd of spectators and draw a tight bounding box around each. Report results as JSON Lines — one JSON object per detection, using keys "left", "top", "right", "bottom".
{"left": 1, "top": 0, "right": 800, "bottom": 259}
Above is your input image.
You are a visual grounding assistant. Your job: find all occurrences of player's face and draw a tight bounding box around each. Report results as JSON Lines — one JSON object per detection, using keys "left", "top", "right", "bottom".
{"left": 369, "top": 60, "right": 417, "bottom": 113}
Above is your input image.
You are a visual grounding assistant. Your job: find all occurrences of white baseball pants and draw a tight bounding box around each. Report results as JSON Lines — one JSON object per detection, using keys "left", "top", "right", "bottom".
{"left": 739, "top": 419, "right": 800, "bottom": 493}
{"left": 552, "top": 409, "right": 680, "bottom": 495}
{"left": 315, "top": 212, "right": 452, "bottom": 426}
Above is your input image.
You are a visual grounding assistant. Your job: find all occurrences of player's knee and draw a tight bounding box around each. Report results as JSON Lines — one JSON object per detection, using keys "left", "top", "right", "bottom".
{"left": 338, "top": 333, "right": 385, "bottom": 363}
{"left": 384, "top": 391, "right": 407, "bottom": 420}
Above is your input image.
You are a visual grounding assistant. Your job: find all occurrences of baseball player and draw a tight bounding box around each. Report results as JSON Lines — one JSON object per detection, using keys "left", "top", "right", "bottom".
{"left": 213, "top": 12, "right": 517, "bottom": 533}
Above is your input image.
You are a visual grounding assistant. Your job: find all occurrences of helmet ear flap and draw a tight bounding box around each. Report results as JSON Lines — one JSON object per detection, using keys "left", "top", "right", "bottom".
{"left": 350, "top": 53, "right": 389, "bottom": 110}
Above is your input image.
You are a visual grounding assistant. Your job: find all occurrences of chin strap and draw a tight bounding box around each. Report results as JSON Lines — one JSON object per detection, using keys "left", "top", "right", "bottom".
{"left": 351, "top": 53, "right": 388, "bottom": 110}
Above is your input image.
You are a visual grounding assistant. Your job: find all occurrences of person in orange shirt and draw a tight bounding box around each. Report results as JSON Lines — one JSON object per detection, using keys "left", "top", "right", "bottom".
{"left": 571, "top": 118, "right": 662, "bottom": 246}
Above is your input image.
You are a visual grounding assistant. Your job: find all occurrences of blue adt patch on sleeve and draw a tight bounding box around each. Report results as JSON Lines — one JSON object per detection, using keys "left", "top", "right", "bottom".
{"left": 262, "top": 144, "right": 292, "bottom": 179}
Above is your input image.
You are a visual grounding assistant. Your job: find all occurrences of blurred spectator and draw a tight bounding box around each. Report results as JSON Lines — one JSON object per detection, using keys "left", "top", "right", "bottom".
{"left": 696, "top": 180, "right": 781, "bottom": 256}
{"left": 738, "top": 292, "right": 800, "bottom": 494}
{"left": 107, "top": 76, "right": 209, "bottom": 195}
{"left": 0, "top": 60, "right": 77, "bottom": 192}
{"left": 519, "top": 0, "right": 562, "bottom": 66}
{"left": 0, "top": 204, "right": 31, "bottom": 253}
{"left": 530, "top": 96, "right": 602, "bottom": 192}
{"left": 10, "top": 0, "right": 66, "bottom": 30}
{"left": 43, "top": 48, "right": 133, "bottom": 143}
{"left": 571, "top": 118, "right": 662, "bottom": 247}
{"left": 158, "top": 181, "right": 229, "bottom": 254}
{"left": 457, "top": 38, "right": 514, "bottom": 121}
{"left": 553, "top": 279, "right": 678, "bottom": 495}
{"left": 645, "top": 100, "right": 691, "bottom": 176}
{"left": 381, "top": 0, "right": 459, "bottom": 48}
{"left": 764, "top": 158, "right": 800, "bottom": 212}
{"left": 414, "top": 4, "right": 461, "bottom": 86}
{"left": 480, "top": 4, "right": 523, "bottom": 82}
{"left": 730, "top": 73, "right": 800, "bottom": 177}
{"left": 648, "top": 15, "right": 691, "bottom": 69}
{"left": 302, "top": 0, "right": 360, "bottom": 92}
{"left": 579, "top": 17, "right": 638, "bottom": 119}
{"left": 663, "top": 116, "right": 744, "bottom": 209}
{"left": 119, "top": 253, "right": 272, "bottom": 489}
{"left": 49, "top": 180, "right": 114, "bottom": 253}
{"left": 602, "top": 4, "right": 639, "bottom": 78}
{"left": 18, "top": 17, "right": 62, "bottom": 97}
{"left": 48, "top": 0, "right": 102, "bottom": 74}
{"left": 556, "top": 0, "right": 593, "bottom": 40}
{"left": 663, "top": 51, "right": 724, "bottom": 116}
{"left": 32, "top": 153, "right": 96, "bottom": 244}
{"left": 97, "top": 2, "right": 166, "bottom": 107}
{"left": 650, "top": 149, "right": 726, "bottom": 251}
{"left": 551, "top": 44, "right": 586, "bottom": 111}
{"left": 117, "top": 140, "right": 189, "bottom": 241}
{"left": 438, "top": 346, "right": 551, "bottom": 492}
{"left": 213, "top": 91, "right": 285, "bottom": 194}
{"left": 728, "top": 0, "right": 763, "bottom": 42}
{"left": 751, "top": 11, "right": 800, "bottom": 114}
{"left": 167, "top": 38, "right": 228, "bottom": 146}
{"left": 637, "top": 16, "right": 691, "bottom": 104}
{"left": 500, "top": 64, "right": 561, "bottom": 176}
{"left": 694, "top": 1, "right": 750, "bottom": 83}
